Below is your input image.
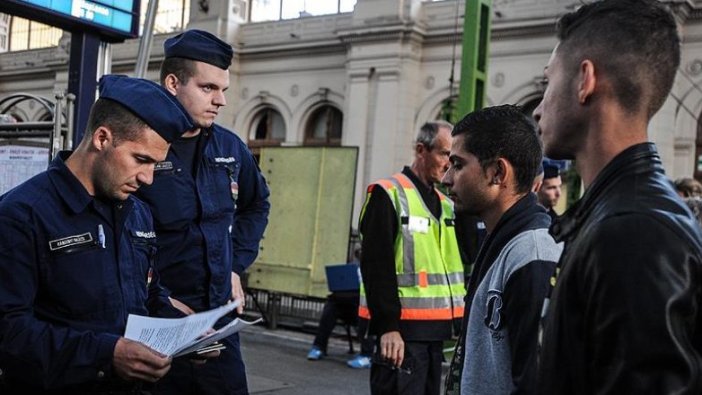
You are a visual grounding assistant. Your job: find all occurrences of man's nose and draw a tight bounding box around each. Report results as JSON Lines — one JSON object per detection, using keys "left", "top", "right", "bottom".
{"left": 214, "top": 90, "right": 227, "bottom": 106}
{"left": 441, "top": 169, "right": 452, "bottom": 186}
{"left": 136, "top": 169, "right": 154, "bottom": 187}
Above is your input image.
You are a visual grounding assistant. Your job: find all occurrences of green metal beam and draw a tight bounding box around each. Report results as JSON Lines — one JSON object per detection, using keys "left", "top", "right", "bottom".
{"left": 454, "top": 0, "right": 492, "bottom": 122}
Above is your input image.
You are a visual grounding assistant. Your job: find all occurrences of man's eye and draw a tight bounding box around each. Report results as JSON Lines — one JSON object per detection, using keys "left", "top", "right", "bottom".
{"left": 538, "top": 77, "right": 549, "bottom": 89}
{"left": 203, "top": 86, "right": 213, "bottom": 92}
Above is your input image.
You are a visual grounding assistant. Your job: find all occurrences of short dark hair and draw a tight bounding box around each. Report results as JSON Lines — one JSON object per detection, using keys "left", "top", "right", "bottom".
{"left": 556, "top": 0, "right": 680, "bottom": 118}
{"left": 159, "top": 57, "right": 198, "bottom": 86}
{"left": 675, "top": 177, "right": 702, "bottom": 198}
{"left": 85, "top": 98, "right": 149, "bottom": 144}
{"left": 452, "top": 104, "right": 542, "bottom": 194}
{"left": 416, "top": 120, "right": 454, "bottom": 149}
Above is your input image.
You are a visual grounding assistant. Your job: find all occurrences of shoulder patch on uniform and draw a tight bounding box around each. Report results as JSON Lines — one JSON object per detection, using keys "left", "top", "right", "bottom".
{"left": 49, "top": 232, "right": 94, "bottom": 251}
{"left": 131, "top": 230, "right": 157, "bottom": 239}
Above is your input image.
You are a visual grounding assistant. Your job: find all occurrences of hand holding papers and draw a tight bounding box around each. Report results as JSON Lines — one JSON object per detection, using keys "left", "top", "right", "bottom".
{"left": 124, "top": 300, "right": 262, "bottom": 357}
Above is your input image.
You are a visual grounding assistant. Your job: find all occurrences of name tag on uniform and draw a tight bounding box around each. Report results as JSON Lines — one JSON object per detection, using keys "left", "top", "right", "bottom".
{"left": 49, "top": 232, "right": 94, "bottom": 251}
{"left": 154, "top": 161, "right": 174, "bottom": 172}
{"left": 408, "top": 216, "right": 430, "bottom": 234}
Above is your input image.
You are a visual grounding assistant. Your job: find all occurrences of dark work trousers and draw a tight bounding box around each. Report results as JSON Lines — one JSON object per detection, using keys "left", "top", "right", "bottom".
{"left": 153, "top": 332, "right": 248, "bottom": 395}
{"left": 314, "top": 291, "right": 375, "bottom": 355}
{"left": 370, "top": 340, "right": 443, "bottom": 395}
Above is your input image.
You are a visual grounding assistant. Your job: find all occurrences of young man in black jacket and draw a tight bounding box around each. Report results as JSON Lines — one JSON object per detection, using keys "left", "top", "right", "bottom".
{"left": 534, "top": 0, "right": 702, "bottom": 393}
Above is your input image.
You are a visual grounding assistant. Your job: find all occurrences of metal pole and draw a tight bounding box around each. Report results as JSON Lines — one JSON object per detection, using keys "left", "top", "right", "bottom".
{"left": 51, "top": 91, "right": 64, "bottom": 164}
{"left": 98, "top": 41, "right": 112, "bottom": 77}
{"left": 65, "top": 93, "right": 76, "bottom": 150}
{"left": 135, "top": 0, "right": 160, "bottom": 78}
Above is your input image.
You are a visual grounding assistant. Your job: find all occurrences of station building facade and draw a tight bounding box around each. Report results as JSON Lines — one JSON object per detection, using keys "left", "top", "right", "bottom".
{"left": 0, "top": 0, "right": 701, "bottom": 219}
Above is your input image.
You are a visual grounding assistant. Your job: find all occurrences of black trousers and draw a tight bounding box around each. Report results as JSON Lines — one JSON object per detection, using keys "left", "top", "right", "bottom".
{"left": 370, "top": 340, "right": 443, "bottom": 395}
{"left": 313, "top": 292, "right": 374, "bottom": 356}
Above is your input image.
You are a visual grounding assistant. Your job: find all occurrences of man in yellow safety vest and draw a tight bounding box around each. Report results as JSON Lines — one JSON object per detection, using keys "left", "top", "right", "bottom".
{"left": 358, "top": 121, "right": 465, "bottom": 395}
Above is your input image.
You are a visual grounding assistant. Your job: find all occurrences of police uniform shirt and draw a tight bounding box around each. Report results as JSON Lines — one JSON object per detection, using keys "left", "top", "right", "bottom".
{"left": 0, "top": 152, "right": 179, "bottom": 390}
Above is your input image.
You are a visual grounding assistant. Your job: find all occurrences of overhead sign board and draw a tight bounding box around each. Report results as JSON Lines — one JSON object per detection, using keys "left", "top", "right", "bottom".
{"left": 0, "top": 0, "right": 140, "bottom": 42}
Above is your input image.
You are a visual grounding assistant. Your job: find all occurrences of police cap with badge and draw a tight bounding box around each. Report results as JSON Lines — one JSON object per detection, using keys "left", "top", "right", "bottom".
{"left": 97, "top": 74, "right": 193, "bottom": 143}
{"left": 163, "top": 29, "right": 233, "bottom": 70}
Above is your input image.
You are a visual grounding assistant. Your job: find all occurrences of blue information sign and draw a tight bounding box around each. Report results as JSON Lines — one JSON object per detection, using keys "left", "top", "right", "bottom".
{"left": 0, "top": 0, "right": 140, "bottom": 42}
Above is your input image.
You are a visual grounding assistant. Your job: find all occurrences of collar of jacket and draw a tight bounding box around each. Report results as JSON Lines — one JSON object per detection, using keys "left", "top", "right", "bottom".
{"left": 48, "top": 150, "right": 135, "bottom": 216}
{"left": 551, "top": 142, "right": 662, "bottom": 243}
{"left": 464, "top": 192, "right": 549, "bottom": 311}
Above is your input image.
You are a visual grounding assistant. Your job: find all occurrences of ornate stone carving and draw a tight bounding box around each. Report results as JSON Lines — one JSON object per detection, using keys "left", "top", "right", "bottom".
{"left": 687, "top": 59, "right": 702, "bottom": 76}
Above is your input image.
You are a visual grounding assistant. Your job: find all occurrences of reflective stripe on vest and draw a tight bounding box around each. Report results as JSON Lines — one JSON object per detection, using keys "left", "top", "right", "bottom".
{"left": 358, "top": 173, "right": 465, "bottom": 321}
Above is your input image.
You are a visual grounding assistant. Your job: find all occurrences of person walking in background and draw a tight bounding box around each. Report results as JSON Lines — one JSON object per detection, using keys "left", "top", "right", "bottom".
{"left": 441, "top": 105, "right": 562, "bottom": 394}
{"left": 359, "top": 121, "right": 465, "bottom": 395}
{"left": 136, "top": 30, "right": 271, "bottom": 395}
{"left": 536, "top": 163, "right": 562, "bottom": 221}
{"left": 534, "top": 0, "right": 702, "bottom": 393}
{"left": 307, "top": 247, "right": 376, "bottom": 368}
{"left": 0, "top": 75, "right": 194, "bottom": 393}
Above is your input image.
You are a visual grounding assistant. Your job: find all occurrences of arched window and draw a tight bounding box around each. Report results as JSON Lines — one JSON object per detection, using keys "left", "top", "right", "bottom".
{"left": 304, "top": 105, "right": 342, "bottom": 146}
{"left": 248, "top": 107, "right": 286, "bottom": 154}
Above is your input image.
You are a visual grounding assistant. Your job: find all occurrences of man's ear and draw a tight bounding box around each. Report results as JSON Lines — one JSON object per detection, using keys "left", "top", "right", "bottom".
{"left": 415, "top": 142, "right": 428, "bottom": 156}
{"left": 163, "top": 74, "right": 180, "bottom": 95}
{"left": 91, "top": 126, "right": 113, "bottom": 151}
{"left": 578, "top": 59, "right": 596, "bottom": 105}
{"left": 492, "top": 158, "right": 512, "bottom": 188}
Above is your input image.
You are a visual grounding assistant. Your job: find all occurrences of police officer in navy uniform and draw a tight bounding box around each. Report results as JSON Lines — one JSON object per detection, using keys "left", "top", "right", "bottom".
{"left": 536, "top": 163, "right": 562, "bottom": 221}
{"left": 0, "top": 75, "right": 195, "bottom": 393}
{"left": 135, "top": 30, "right": 271, "bottom": 395}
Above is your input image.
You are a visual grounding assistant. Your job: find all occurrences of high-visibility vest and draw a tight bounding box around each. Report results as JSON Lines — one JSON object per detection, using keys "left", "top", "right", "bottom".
{"left": 359, "top": 173, "right": 465, "bottom": 321}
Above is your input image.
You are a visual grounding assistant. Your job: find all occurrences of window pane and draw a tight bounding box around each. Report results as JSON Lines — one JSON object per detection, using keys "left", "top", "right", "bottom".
{"left": 10, "top": 18, "right": 61, "bottom": 51}
{"left": 270, "top": 111, "right": 286, "bottom": 140}
{"left": 251, "top": 0, "right": 281, "bottom": 22}
{"left": 9, "top": 18, "right": 29, "bottom": 51}
{"left": 340, "top": 0, "right": 357, "bottom": 13}
{"left": 141, "top": 0, "right": 190, "bottom": 34}
{"left": 255, "top": 113, "right": 269, "bottom": 139}
{"left": 307, "top": 106, "right": 342, "bottom": 143}
{"left": 329, "top": 109, "right": 343, "bottom": 139}
{"left": 252, "top": 108, "right": 285, "bottom": 142}
{"left": 282, "top": 0, "right": 339, "bottom": 19}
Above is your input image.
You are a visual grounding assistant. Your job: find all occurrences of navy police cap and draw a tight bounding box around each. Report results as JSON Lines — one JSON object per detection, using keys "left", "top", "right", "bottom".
{"left": 163, "top": 29, "right": 233, "bottom": 70}
{"left": 536, "top": 161, "right": 544, "bottom": 176}
{"left": 98, "top": 74, "right": 193, "bottom": 143}
{"left": 543, "top": 163, "right": 560, "bottom": 179}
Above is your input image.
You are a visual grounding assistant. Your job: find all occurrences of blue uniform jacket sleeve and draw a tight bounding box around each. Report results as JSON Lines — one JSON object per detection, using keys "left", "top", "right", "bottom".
{"left": 0, "top": 215, "right": 119, "bottom": 389}
{"left": 230, "top": 140, "right": 270, "bottom": 275}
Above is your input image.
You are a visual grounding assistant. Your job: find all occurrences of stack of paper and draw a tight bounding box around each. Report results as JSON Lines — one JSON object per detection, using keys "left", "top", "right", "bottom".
{"left": 124, "top": 301, "right": 262, "bottom": 357}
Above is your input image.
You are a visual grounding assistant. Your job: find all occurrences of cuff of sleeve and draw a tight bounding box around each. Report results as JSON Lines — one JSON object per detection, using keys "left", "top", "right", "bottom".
{"left": 375, "top": 317, "right": 400, "bottom": 335}
{"left": 232, "top": 264, "right": 245, "bottom": 275}
{"left": 95, "top": 334, "right": 120, "bottom": 380}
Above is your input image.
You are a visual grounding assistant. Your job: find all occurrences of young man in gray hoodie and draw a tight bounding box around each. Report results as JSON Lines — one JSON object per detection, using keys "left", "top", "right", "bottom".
{"left": 442, "top": 105, "right": 562, "bottom": 394}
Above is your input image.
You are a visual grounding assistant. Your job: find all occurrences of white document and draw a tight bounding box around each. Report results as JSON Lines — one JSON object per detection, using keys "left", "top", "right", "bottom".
{"left": 124, "top": 300, "right": 261, "bottom": 357}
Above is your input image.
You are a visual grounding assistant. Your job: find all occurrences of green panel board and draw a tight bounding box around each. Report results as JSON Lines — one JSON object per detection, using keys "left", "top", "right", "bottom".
{"left": 248, "top": 146, "right": 359, "bottom": 298}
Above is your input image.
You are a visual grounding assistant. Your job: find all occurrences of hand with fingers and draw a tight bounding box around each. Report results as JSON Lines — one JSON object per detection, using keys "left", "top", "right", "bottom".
{"left": 113, "top": 338, "right": 172, "bottom": 383}
{"left": 379, "top": 330, "right": 404, "bottom": 368}
{"left": 230, "top": 272, "right": 245, "bottom": 314}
